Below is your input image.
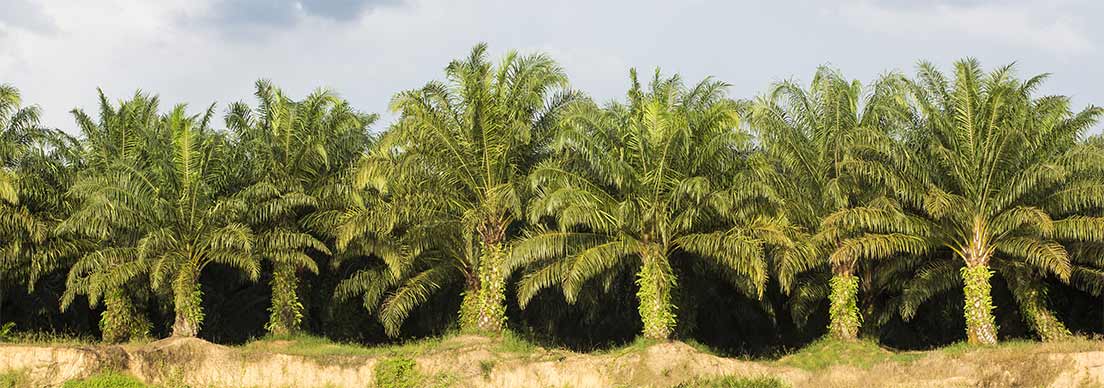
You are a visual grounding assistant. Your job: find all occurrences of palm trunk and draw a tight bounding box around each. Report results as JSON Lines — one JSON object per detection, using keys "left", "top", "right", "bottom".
{"left": 961, "top": 263, "right": 998, "bottom": 345}
{"left": 828, "top": 267, "right": 860, "bottom": 340}
{"left": 1016, "top": 281, "right": 1070, "bottom": 342}
{"left": 961, "top": 221, "right": 998, "bottom": 345}
{"left": 460, "top": 218, "right": 510, "bottom": 334}
{"left": 460, "top": 280, "right": 481, "bottom": 332}
{"left": 101, "top": 289, "right": 150, "bottom": 343}
{"left": 266, "top": 263, "right": 302, "bottom": 337}
{"left": 637, "top": 247, "right": 676, "bottom": 340}
{"left": 464, "top": 242, "right": 507, "bottom": 333}
{"left": 171, "top": 263, "right": 203, "bottom": 338}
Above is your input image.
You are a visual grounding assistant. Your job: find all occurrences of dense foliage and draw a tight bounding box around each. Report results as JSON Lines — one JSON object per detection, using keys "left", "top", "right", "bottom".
{"left": 0, "top": 46, "right": 1100, "bottom": 353}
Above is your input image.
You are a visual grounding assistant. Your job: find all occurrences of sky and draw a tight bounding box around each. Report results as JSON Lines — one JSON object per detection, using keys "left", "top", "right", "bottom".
{"left": 1, "top": 0, "right": 1102, "bottom": 134}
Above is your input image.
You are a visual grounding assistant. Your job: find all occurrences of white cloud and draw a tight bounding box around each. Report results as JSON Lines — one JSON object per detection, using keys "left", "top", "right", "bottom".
{"left": 1, "top": 0, "right": 1100, "bottom": 136}
{"left": 836, "top": 1, "right": 1094, "bottom": 56}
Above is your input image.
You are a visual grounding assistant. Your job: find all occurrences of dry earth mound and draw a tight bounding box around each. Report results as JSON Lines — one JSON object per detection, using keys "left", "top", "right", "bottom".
{"left": 0, "top": 336, "right": 1101, "bottom": 387}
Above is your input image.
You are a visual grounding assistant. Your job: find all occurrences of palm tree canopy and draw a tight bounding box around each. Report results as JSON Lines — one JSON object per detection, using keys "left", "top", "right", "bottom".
{"left": 332, "top": 43, "right": 579, "bottom": 336}
{"left": 511, "top": 69, "right": 785, "bottom": 309}
{"left": 834, "top": 59, "right": 1104, "bottom": 319}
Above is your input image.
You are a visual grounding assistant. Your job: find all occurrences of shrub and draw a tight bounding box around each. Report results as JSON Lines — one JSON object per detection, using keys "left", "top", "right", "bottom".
{"left": 375, "top": 357, "right": 421, "bottom": 388}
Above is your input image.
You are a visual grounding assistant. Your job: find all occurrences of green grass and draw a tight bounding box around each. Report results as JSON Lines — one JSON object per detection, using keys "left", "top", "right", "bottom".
{"left": 494, "top": 331, "right": 539, "bottom": 353}
{"left": 939, "top": 335, "right": 1104, "bottom": 357}
{"left": 0, "top": 323, "right": 14, "bottom": 342}
{"left": 1, "top": 331, "right": 100, "bottom": 346}
{"left": 238, "top": 333, "right": 455, "bottom": 359}
{"left": 61, "top": 372, "right": 148, "bottom": 388}
{"left": 0, "top": 331, "right": 156, "bottom": 347}
{"left": 596, "top": 336, "right": 662, "bottom": 356}
{"left": 240, "top": 331, "right": 543, "bottom": 360}
{"left": 776, "top": 339, "right": 922, "bottom": 370}
{"left": 479, "top": 359, "right": 495, "bottom": 379}
{"left": 674, "top": 375, "right": 790, "bottom": 388}
{"left": 0, "top": 370, "right": 29, "bottom": 388}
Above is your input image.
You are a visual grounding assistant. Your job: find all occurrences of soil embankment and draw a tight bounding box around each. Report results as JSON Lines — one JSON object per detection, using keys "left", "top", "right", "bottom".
{"left": 1, "top": 336, "right": 1102, "bottom": 387}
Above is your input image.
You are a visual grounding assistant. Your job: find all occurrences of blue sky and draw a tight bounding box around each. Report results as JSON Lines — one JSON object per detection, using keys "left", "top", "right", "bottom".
{"left": 2, "top": 0, "right": 1101, "bottom": 134}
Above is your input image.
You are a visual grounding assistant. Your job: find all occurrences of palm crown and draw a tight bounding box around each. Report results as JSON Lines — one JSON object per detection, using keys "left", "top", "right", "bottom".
{"left": 750, "top": 68, "right": 910, "bottom": 339}
{"left": 227, "top": 80, "right": 373, "bottom": 336}
{"left": 834, "top": 59, "right": 1104, "bottom": 344}
{"left": 332, "top": 44, "right": 578, "bottom": 336}
{"left": 62, "top": 96, "right": 257, "bottom": 339}
{"left": 0, "top": 85, "right": 85, "bottom": 327}
{"left": 512, "top": 70, "right": 784, "bottom": 339}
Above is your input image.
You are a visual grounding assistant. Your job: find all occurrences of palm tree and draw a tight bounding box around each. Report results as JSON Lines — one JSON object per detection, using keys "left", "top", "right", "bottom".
{"left": 510, "top": 70, "right": 784, "bottom": 340}
{"left": 1, "top": 131, "right": 85, "bottom": 320}
{"left": 0, "top": 85, "right": 37, "bottom": 304}
{"left": 58, "top": 90, "right": 164, "bottom": 342}
{"left": 836, "top": 59, "right": 1104, "bottom": 344}
{"left": 332, "top": 44, "right": 578, "bottom": 336}
{"left": 63, "top": 100, "right": 258, "bottom": 338}
{"left": 0, "top": 85, "right": 85, "bottom": 326}
{"left": 226, "top": 80, "right": 373, "bottom": 336}
{"left": 0, "top": 84, "right": 35, "bottom": 204}
{"left": 749, "top": 68, "right": 908, "bottom": 340}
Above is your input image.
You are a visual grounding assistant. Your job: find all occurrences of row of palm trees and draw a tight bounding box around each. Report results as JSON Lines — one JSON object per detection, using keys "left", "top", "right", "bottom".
{"left": 1, "top": 45, "right": 1101, "bottom": 346}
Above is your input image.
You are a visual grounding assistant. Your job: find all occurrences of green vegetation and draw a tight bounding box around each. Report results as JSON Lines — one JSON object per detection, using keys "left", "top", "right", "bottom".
{"left": 777, "top": 339, "right": 922, "bottom": 370}
{"left": 0, "top": 45, "right": 1100, "bottom": 361}
{"left": 374, "top": 357, "right": 421, "bottom": 388}
{"left": 479, "top": 359, "right": 495, "bottom": 379}
{"left": 228, "top": 80, "right": 372, "bottom": 337}
{"left": 674, "top": 375, "right": 790, "bottom": 388}
{"left": 749, "top": 68, "right": 905, "bottom": 341}
{"left": 511, "top": 70, "right": 780, "bottom": 340}
{"left": 61, "top": 373, "right": 148, "bottom": 388}
{"left": 0, "top": 322, "right": 13, "bottom": 341}
{"left": 239, "top": 334, "right": 452, "bottom": 359}
{"left": 0, "top": 371, "right": 28, "bottom": 388}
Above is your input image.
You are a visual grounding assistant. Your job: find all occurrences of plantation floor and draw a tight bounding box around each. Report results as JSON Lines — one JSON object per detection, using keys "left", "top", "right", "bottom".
{"left": 0, "top": 335, "right": 1102, "bottom": 387}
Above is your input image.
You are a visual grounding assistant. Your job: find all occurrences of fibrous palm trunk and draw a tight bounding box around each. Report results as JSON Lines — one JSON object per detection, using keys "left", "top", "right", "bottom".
{"left": 171, "top": 262, "right": 203, "bottom": 338}
{"left": 1016, "top": 282, "right": 1071, "bottom": 342}
{"left": 828, "top": 264, "right": 860, "bottom": 340}
{"left": 637, "top": 246, "right": 676, "bottom": 340}
{"left": 961, "top": 223, "right": 998, "bottom": 345}
{"left": 962, "top": 262, "right": 998, "bottom": 345}
{"left": 462, "top": 243, "right": 507, "bottom": 333}
{"left": 267, "top": 263, "right": 302, "bottom": 336}
{"left": 101, "top": 288, "right": 149, "bottom": 343}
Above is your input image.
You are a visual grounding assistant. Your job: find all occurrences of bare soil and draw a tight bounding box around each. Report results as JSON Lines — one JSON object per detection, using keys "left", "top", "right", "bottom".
{"left": 1, "top": 336, "right": 1101, "bottom": 387}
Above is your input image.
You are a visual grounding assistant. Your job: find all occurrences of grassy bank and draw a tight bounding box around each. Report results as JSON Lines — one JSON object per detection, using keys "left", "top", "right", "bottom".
{"left": 0, "top": 334, "right": 1101, "bottom": 387}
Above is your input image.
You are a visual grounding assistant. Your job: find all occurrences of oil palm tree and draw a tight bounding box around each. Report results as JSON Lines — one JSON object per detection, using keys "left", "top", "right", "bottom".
{"left": 0, "top": 84, "right": 36, "bottom": 206}
{"left": 58, "top": 90, "right": 163, "bottom": 342}
{"left": 1, "top": 130, "right": 85, "bottom": 314}
{"left": 62, "top": 101, "right": 258, "bottom": 338}
{"left": 749, "top": 68, "right": 909, "bottom": 340}
{"left": 332, "top": 43, "right": 578, "bottom": 336}
{"left": 510, "top": 70, "right": 785, "bottom": 340}
{"left": 835, "top": 59, "right": 1104, "bottom": 344}
{"left": 226, "top": 80, "right": 373, "bottom": 336}
{"left": 0, "top": 85, "right": 85, "bottom": 326}
{"left": 0, "top": 85, "right": 38, "bottom": 300}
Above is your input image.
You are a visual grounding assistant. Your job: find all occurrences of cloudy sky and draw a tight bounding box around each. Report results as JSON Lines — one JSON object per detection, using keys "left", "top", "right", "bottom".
{"left": 2, "top": 0, "right": 1101, "bottom": 134}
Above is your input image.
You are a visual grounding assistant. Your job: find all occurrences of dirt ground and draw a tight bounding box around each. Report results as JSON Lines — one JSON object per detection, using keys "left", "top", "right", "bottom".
{"left": 1, "top": 335, "right": 1102, "bottom": 387}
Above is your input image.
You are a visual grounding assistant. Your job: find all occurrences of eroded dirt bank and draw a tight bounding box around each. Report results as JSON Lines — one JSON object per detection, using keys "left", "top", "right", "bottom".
{"left": 1, "top": 336, "right": 1102, "bottom": 387}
